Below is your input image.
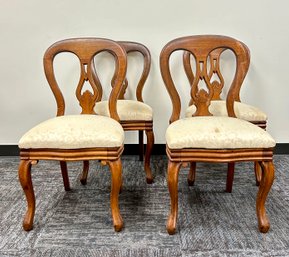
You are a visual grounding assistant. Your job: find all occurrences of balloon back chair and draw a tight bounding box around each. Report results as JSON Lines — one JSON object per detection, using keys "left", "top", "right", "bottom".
{"left": 183, "top": 40, "right": 267, "bottom": 192}
{"left": 159, "top": 35, "right": 275, "bottom": 235}
{"left": 18, "top": 38, "right": 127, "bottom": 232}
{"left": 93, "top": 41, "right": 154, "bottom": 183}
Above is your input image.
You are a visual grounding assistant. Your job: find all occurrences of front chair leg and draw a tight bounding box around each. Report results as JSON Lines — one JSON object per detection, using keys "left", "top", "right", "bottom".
{"left": 225, "top": 162, "right": 235, "bottom": 193}
{"left": 108, "top": 159, "right": 123, "bottom": 232}
{"left": 80, "top": 160, "right": 89, "bottom": 185}
{"left": 256, "top": 161, "right": 274, "bottom": 233}
{"left": 60, "top": 161, "right": 71, "bottom": 191}
{"left": 187, "top": 162, "right": 196, "bottom": 186}
{"left": 167, "top": 160, "right": 181, "bottom": 235}
{"left": 18, "top": 160, "right": 37, "bottom": 231}
{"left": 144, "top": 129, "right": 154, "bottom": 184}
{"left": 254, "top": 161, "right": 262, "bottom": 186}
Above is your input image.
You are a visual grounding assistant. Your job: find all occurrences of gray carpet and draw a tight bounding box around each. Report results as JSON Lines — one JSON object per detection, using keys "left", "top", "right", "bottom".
{"left": 0, "top": 155, "right": 289, "bottom": 257}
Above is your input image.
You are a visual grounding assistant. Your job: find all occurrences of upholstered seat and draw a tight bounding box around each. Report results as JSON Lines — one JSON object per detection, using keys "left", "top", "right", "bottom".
{"left": 166, "top": 116, "right": 275, "bottom": 149}
{"left": 19, "top": 115, "right": 124, "bottom": 149}
{"left": 185, "top": 100, "right": 267, "bottom": 121}
{"left": 94, "top": 100, "right": 153, "bottom": 121}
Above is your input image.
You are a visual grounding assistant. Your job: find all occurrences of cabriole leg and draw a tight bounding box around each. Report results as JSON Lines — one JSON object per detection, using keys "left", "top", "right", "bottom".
{"left": 256, "top": 161, "right": 274, "bottom": 233}
{"left": 167, "top": 160, "right": 181, "bottom": 235}
{"left": 144, "top": 129, "right": 154, "bottom": 184}
{"left": 108, "top": 159, "right": 123, "bottom": 232}
{"left": 18, "top": 160, "right": 37, "bottom": 231}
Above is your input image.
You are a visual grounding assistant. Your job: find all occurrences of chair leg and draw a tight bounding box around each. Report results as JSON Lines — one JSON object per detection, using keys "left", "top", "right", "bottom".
{"left": 80, "top": 160, "right": 89, "bottom": 185}
{"left": 108, "top": 159, "right": 123, "bottom": 232}
{"left": 225, "top": 162, "right": 235, "bottom": 193}
{"left": 254, "top": 161, "right": 262, "bottom": 186}
{"left": 167, "top": 160, "right": 181, "bottom": 235}
{"left": 256, "top": 161, "right": 274, "bottom": 233}
{"left": 138, "top": 130, "right": 144, "bottom": 161}
{"left": 60, "top": 161, "right": 71, "bottom": 191}
{"left": 18, "top": 160, "right": 36, "bottom": 231}
{"left": 187, "top": 162, "right": 196, "bottom": 186}
{"left": 144, "top": 129, "right": 154, "bottom": 184}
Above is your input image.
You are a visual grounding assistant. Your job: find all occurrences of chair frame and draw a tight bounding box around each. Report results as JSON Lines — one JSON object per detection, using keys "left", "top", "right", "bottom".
{"left": 182, "top": 42, "right": 266, "bottom": 192}
{"left": 18, "top": 38, "right": 127, "bottom": 232}
{"left": 160, "top": 35, "right": 275, "bottom": 235}
{"left": 81, "top": 41, "right": 154, "bottom": 184}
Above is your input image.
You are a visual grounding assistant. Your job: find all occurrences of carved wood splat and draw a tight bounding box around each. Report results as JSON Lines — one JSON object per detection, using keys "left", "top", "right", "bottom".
{"left": 76, "top": 63, "right": 97, "bottom": 114}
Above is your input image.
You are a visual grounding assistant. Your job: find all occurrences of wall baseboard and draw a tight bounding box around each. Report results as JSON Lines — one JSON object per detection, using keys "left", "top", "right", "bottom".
{"left": 1, "top": 144, "right": 289, "bottom": 156}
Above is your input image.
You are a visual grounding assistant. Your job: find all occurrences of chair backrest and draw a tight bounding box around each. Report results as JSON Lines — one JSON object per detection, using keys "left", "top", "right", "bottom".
{"left": 114, "top": 41, "right": 151, "bottom": 102}
{"left": 160, "top": 35, "right": 250, "bottom": 123}
{"left": 183, "top": 48, "right": 226, "bottom": 104}
{"left": 43, "top": 38, "right": 127, "bottom": 121}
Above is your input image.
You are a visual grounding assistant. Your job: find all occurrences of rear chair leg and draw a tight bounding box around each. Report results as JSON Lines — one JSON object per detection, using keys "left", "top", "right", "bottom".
{"left": 80, "top": 160, "right": 89, "bottom": 185}
{"left": 144, "top": 129, "right": 154, "bottom": 184}
{"left": 187, "top": 162, "right": 196, "bottom": 186}
{"left": 60, "top": 161, "right": 71, "bottom": 191}
{"left": 138, "top": 130, "right": 144, "bottom": 161}
{"left": 254, "top": 161, "right": 262, "bottom": 186}
{"left": 226, "top": 162, "right": 235, "bottom": 193}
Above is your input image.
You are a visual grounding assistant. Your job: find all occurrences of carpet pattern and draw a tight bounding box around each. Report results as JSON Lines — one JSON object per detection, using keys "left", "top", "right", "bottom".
{"left": 0, "top": 155, "right": 289, "bottom": 257}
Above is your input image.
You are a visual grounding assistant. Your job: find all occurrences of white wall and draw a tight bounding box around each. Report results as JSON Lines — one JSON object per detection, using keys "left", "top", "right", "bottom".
{"left": 1, "top": 0, "right": 289, "bottom": 145}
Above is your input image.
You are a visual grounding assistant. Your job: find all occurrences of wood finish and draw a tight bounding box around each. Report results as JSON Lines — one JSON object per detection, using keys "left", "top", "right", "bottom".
{"left": 82, "top": 41, "right": 154, "bottom": 183}
{"left": 183, "top": 39, "right": 266, "bottom": 192}
{"left": 160, "top": 35, "right": 275, "bottom": 235}
{"left": 18, "top": 38, "right": 127, "bottom": 232}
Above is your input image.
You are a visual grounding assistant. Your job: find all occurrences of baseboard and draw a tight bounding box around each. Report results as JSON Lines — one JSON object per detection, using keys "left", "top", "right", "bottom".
{"left": 0, "top": 144, "right": 288, "bottom": 156}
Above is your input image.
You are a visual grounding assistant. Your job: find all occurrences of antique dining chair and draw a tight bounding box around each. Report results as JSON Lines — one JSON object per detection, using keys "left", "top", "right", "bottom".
{"left": 90, "top": 41, "right": 154, "bottom": 183}
{"left": 182, "top": 41, "right": 268, "bottom": 192}
{"left": 160, "top": 35, "right": 275, "bottom": 235}
{"left": 18, "top": 38, "right": 127, "bottom": 232}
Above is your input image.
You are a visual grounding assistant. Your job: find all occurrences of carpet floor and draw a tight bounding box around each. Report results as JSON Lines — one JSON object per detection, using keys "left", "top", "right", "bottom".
{"left": 0, "top": 155, "right": 289, "bottom": 257}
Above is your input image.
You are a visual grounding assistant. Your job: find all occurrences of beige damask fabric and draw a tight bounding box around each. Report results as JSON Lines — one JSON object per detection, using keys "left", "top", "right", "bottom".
{"left": 19, "top": 115, "right": 124, "bottom": 149}
{"left": 166, "top": 116, "right": 275, "bottom": 149}
{"left": 185, "top": 100, "right": 267, "bottom": 121}
{"left": 94, "top": 100, "right": 153, "bottom": 121}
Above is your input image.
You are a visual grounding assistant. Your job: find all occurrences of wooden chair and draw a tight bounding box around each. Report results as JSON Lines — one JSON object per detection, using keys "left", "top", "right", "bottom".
{"left": 18, "top": 38, "right": 127, "bottom": 232}
{"left": 159, "top": 35, "right": 275, "bottom": 235}
{"left": 91, "top": 41, "right": 154, "bottom": 183}
{"left": 182, "top": 40, "right": 267, "bottom": 192}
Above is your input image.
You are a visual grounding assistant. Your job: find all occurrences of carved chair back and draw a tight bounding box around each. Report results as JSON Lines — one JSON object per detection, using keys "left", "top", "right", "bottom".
{"left": 43, "top": 38, "right": 127, "bottom": 121}
{"left": 160, "top": 35, "right": 250, "bottom": 123}
{"left": 111, "top": 41, "right": 151, "bottom": 101}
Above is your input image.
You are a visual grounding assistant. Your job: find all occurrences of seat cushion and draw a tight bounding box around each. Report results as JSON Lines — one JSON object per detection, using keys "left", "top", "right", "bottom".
{"left": 166, "top": 116, "right": 275, "bottom": 149}
{"left": 19, "top": 115, "right": 124, "bottom": 149}
{"left": 94, "top": 100, "right": 153, "bottom": 121}
{"left": 185, "top": 100, "right": 267, "bottom": 121}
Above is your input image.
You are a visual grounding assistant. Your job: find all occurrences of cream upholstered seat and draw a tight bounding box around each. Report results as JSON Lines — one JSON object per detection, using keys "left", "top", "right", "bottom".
{"left": 166, "top": 116, "right": 275, "bottom": 149}
{"left": 19, "top": 115, "right": 124, "bottom": 149}
{"left": 94, "top": 100, "right": 153, "bottom": 121}
{"left": 185, "top": 100, "right": 267, "bottom": 121}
